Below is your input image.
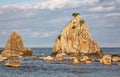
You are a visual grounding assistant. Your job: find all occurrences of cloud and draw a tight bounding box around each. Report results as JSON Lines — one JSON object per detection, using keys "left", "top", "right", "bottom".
{"left": 31, "top": 32, "right": 39, "bottom": 37}
{"left": 0, "top": 0, "right": 81, "bottom": 11}
{"left": 31, "top": 32, "right": 56, "bottom": 38}
{"left": 104, "top": 13, "right": 120, "bottom": 17}
{"left": 89, "top": 6, "right": 115, "bottom": 12}
{"left": 0, "top": 30, "right": 7, "bottom": 35}
{"left": 84, "top": 0, "right": 99, "bottom": 5}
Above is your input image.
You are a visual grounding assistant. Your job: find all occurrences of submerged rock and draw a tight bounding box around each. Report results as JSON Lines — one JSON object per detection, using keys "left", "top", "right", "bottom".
{"left": 1, "top": 31, "right": 33, "bottom": 57}
{"left": 5, "top": 60, "right": 21, "bottom": 67}
{"left": 100, "top": 55, "right": 111, "bottom": 65}
{"left": 52, "top": 12, "right": 102, "bottom": 56}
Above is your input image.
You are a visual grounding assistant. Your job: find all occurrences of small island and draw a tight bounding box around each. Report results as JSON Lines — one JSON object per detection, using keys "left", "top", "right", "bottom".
{"left": 0, "top": 13, "right": 120, "bottom": 67}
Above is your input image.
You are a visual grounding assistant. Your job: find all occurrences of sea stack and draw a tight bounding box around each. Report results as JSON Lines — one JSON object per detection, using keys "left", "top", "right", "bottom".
{"left": 52, "top": 12, "right": 103, "bottom": 56}
{"left": 1, "top": 30, "right": 33, "bottom": 57}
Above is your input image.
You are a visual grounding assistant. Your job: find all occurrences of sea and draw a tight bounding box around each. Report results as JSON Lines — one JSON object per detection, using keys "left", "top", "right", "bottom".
{"left": 0, "top": 48, "right": 120, "bottom": 77}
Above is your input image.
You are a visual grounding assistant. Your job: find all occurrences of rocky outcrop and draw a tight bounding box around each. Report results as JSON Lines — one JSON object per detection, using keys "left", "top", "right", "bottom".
{"left": 52, "top": 13, "right": 102, "bottom": 55}
{"left": 1, "top": 31, "right": 33, "bottom": 57}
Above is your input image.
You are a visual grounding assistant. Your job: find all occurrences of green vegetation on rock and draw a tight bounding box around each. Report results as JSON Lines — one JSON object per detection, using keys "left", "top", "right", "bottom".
{"left": 72, "top": 12, "right": 80, "bottom": 17}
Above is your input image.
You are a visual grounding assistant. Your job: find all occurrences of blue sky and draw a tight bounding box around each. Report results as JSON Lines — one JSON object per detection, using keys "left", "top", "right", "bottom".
{"left": 0, "top": 0, "right": 120, "bottom": 47}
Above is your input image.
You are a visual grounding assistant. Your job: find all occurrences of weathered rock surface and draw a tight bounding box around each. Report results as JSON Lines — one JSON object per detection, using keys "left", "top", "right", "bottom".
{"left": 100, "top": 55, "right": 111, "bottom": 65}
{"left": 52, "top": 13, "right": 102, "bottom": 55}
{"left": 1, "top": 31, "right": 33, "bottom": 57}
{"left": 5, "top": 60, "right": 21, "bottom": 67}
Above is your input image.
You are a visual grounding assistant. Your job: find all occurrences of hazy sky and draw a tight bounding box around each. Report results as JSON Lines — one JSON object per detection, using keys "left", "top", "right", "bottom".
{"left": 0, "top": 0, "right": 120, "bottom": 47}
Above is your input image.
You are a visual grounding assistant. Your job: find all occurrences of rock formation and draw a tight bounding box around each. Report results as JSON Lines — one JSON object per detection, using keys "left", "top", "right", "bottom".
{"left": 52, "top": 12, "right": 102, "bottom": 55}
{"left": 1, "top": 30, "right": 33, "bottom": 57}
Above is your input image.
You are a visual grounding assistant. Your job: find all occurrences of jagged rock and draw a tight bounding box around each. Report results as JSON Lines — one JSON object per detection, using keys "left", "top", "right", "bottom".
{"left": 44, "top": 56, "right": 54, "bottom": 61}
{"left": 71, "top": 57, "right": 79, "bottom": 65}
{"left": 100, "top": 55, "right": 111, "bottom": 65}
{"left": 80, "top": 55, "right": 89, "bottom": 62}
{"left": 52, "top": 12, "right": 102, "bottom": 55}
{"left": 5, "top": 60, "right": 21, "bottom": 67}
{"left": 2, "top": 31, "right": 33, "bottom": 57}
{"left": 55, "top": 53, "right": 66, "bottom": 62}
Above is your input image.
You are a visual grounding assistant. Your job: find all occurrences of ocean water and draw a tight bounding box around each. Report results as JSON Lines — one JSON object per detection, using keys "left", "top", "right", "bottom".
{"left": 0, "top": 48, "right": 120, "bottom": 77}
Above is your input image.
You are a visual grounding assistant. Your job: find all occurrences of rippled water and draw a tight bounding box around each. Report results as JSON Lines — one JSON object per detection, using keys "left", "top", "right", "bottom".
{"left": 0, "top": 48, "right": 120, "bottom": 77}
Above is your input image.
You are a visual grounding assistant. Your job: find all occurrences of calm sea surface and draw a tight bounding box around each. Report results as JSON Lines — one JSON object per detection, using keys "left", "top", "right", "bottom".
{"left": 0, "top": 48, "right": 120, "bottom": 77}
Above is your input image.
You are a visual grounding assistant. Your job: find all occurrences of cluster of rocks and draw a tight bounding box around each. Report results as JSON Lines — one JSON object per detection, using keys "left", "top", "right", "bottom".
{"left": 49, "top": 13, "right": 120, "bottom": 65}
{"left": 0, "top": 12, "right": 120, "bottom": 67}
{"left": 33, "top": 53, "right": 120, "bottom": 65}
{"left": 0, "top": 30, "right": 33, "bottom": 67}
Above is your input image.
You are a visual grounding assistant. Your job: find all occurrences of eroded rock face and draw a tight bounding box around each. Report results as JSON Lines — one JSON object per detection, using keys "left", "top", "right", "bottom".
{"left": 52, "top": 13, "right": 101, "bottom": 55}
{"left": 1, "top": 31, "right": 33, "bottom": 57}
{"left": 5, "top": 31, "right": 24, "bottom": 51}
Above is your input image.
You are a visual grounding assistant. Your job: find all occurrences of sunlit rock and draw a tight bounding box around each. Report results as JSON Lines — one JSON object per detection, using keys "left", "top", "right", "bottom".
{"left": 52, "top": 12, "right": 102, "bottom": 56}
{"left": 100, "top": 55, "right": 111, "bottom": 65}
{"left": 0, "top": 57, "right": 4, "bottom": 62}
{"left": 1, "top": 31, "right": 33, "bottom": 57}
{"left": 112, "top": 56, "right": 120, "bottom": 62}
{"left": 80, "top": 55, "right": 89, "bottom": 62}
{"left": 55, "top": 53, "right": 66, "bottom": 62}
{"left": 1, "top": 50, "right": 12, "bottom": 58}
{"left": 44, "top": 56, "right": 54, "bottom": 61}
{"left": 71, "top": 57, "right": 79, "bottom": 65}
{"left": 5, "top": 60, "right": 21, "bottom": 67}
{"left": 85, "top": 61, "right": 92, "bottom": 64}
{"left": 64, "top": 57, "right": 73, "bottom": 61}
